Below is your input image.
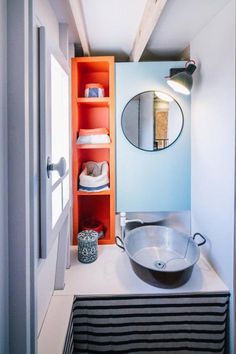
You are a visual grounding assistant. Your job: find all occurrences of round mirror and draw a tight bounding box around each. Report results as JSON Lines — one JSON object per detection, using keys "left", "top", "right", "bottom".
{"left": 121, "top": 91, "right": 184, "bottom": 151}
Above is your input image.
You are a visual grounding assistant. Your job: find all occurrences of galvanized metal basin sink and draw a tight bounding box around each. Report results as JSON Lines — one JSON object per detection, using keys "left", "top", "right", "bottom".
{"left": 116, "top": 225, "right": 206, "bottom": 288}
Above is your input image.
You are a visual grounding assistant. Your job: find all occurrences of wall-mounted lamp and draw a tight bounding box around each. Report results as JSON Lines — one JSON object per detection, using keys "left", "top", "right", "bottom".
{"left": 166, "top": 60, "right": 197, "bottom": 95}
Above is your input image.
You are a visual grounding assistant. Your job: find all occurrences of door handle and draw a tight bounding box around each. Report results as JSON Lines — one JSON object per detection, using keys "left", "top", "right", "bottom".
{"left": 47, "top": 157, "right": 67, "bottom": 178}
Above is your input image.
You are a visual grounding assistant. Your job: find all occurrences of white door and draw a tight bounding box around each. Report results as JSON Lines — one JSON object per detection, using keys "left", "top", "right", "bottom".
{"left": 39, "top": 27, "right": 70, "bottom": 259}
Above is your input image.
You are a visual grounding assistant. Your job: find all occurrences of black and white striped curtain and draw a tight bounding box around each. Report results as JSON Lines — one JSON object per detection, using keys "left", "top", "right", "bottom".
{"left": 63, "top": 311, "right": 74, "bottom": 354}
{"left": 66, "top": 293, "right": 229, "bottom": 354}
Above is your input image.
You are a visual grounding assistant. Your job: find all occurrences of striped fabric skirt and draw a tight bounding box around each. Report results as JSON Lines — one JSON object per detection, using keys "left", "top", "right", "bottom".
{"left": 64, "top": 293, "right": 229, "bottom": 354}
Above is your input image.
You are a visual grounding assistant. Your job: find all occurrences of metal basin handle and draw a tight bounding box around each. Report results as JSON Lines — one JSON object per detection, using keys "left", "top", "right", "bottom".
{"left": 115, "top": 236, "right": 125, "bottom": 251}
{"left": 193, "top": 232, "right": 206, "bottom": 247}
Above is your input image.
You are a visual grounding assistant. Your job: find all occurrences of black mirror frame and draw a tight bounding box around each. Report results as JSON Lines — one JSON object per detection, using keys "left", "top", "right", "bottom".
{"left": 121, "top": 90, "right": 184, "bottom": 152}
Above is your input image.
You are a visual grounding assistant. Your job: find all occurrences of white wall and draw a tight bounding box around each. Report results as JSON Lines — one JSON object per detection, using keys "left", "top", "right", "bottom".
{"left": 0, "top": 0, "right": 8, "bottom": 353}
{"left": 191, "top": 1, "right": 235, "bottom": 351}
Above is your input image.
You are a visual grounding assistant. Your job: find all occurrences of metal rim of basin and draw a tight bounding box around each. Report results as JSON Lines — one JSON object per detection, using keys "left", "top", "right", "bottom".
{"left": 123, "top": 225, "right": 200, "bottom": 273}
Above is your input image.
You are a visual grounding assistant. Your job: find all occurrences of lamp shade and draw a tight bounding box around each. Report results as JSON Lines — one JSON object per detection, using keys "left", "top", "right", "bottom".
{"left": 167, "top": 71, "right": 193, "bottom": 95}
{"left": 166, "top": 61, "right": 196, "bottom": 95}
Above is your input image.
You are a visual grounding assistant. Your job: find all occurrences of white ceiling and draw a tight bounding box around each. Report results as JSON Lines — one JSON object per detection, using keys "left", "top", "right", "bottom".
{"left": 81, "top": 0, "right": 147, "bottom": 57}
{"left": 146, "top": 0, "right": 231, "bottom": 59}
{"left": 49, "top": 0, "right": 231, "bottom": 61}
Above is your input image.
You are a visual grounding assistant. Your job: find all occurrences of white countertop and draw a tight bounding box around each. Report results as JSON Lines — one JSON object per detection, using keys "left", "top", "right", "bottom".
{"left": 54, "top": 245, "right": 228, "bottom": 296}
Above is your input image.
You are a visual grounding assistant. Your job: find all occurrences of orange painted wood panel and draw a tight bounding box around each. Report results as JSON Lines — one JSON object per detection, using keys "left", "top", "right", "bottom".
{"left": 76, "top": 143, "right": 112, "bottom": 150}
{"left": 71, "top": 56, "right": 115, "bottom": 245}
{"left": 77, "top": 190, "right": 111, "bottom": 196}
{"left": 77, "top": 105, "right": 110, "bottom": 130}
{"left": 77, "top": 97, "right": 110, "bottom": 106}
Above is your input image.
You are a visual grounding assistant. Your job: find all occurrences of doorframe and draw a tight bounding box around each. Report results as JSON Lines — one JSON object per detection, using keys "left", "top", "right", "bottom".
{"left": 7, "top": 0, "right": 37, "bottom": 353}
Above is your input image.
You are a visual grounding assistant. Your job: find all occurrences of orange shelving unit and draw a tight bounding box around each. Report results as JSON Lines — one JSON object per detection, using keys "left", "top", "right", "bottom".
{"left": 71, "top": 56, "right": 115, "bottom": 245}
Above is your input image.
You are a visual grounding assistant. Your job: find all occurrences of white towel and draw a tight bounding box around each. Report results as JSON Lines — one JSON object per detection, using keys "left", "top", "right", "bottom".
{"left": 77, "top": 134, "right": 110, "bottom": 145}
{"left": 79, "top": 161, "right": 109, "bottom": 192}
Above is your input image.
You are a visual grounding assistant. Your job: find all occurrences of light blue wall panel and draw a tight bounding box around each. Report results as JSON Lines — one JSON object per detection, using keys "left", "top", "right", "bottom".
{"left": 116, "top": 62, "right": 191, "bottom": 212}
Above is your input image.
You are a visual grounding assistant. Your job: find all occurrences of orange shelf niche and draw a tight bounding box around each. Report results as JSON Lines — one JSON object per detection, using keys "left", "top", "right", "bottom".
{"left": 77, "top": 104, "right": 110, "bottom": 131}
{"left": 76, "top": 59, "right": 110, "bottom": 97}
{"left": 72, "top": 56, "right": 115, "bottom": 245}
{"left": 78, "top": 195, "right": 114, "bottom": 244}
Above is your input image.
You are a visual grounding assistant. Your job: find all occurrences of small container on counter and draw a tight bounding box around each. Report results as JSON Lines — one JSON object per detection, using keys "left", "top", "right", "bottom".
{"left": 77, "top": 230, "right": 98, "bottom": 263}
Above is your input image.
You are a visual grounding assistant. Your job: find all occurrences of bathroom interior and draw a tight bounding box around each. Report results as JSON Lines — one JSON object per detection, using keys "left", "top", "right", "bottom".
{"left": 0, "top": 0, "right": 235, "bottom": 353}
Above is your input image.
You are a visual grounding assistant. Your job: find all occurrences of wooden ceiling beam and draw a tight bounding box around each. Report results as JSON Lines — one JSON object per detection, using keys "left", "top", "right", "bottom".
{"left": 130, "top": 0, "right": 167, "bottom": 62}
{"left": 69, "top": 0, "right": 91, "bottom": 56}
{"left": 180, "top": 45, "right": 190, "bottom": 61}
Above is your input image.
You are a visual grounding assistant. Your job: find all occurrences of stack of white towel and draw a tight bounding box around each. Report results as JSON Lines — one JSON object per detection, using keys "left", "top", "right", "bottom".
{"left": 77, "top": 128, "right": 110, "bottom": 144}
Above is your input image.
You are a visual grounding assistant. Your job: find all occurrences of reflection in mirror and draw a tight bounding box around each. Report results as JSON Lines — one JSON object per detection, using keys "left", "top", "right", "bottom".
{"left": 121, "top": 91, "right": 184, "bottom": 151}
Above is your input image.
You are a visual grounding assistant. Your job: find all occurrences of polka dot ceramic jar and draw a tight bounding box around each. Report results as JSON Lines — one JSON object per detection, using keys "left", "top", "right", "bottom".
{"left": 77, "top": 230, "right": 98, "bottom": 263}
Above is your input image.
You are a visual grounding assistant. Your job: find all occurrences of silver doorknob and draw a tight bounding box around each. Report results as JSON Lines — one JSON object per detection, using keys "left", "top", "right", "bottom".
{"left": 47, "top": 157, "right": 67, "bottom": 178}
